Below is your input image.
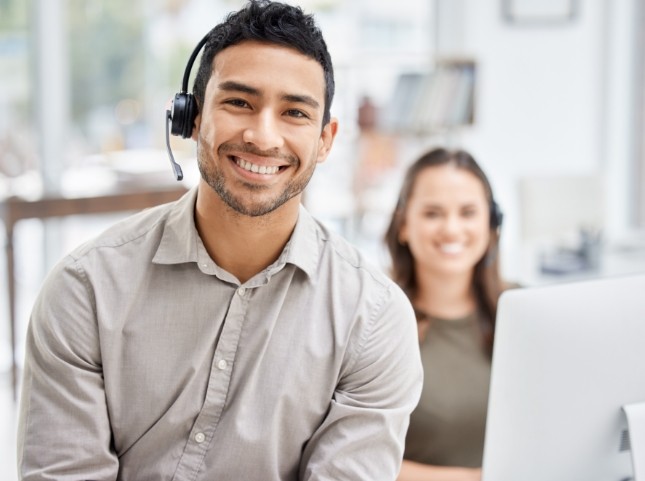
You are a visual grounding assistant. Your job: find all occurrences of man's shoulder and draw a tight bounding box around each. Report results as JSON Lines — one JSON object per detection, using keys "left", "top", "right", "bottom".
{"left": 69, "top": 200, "right": 177, "bottom": 261}
{"left": 312, "top": 218, "right": 393, "bottom": 290}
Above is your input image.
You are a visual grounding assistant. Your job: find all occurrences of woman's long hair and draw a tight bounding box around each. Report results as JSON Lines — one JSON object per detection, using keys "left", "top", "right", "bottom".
{"left": 384, "top": 148, "right": 503, "bottom": 354}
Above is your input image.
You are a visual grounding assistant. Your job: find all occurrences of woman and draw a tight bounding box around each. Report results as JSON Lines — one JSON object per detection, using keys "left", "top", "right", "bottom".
{"left": 385, "top": 148, "right": 511, "bottom": 481}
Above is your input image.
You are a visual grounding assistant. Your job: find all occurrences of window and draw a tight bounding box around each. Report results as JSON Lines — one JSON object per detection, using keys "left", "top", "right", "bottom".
{"left": 0, "top": 0, "right": 34, "bottom": 180}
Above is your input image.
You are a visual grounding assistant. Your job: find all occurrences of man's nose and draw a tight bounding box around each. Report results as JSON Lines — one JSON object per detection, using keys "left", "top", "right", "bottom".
{"left": 242, "top": 109, "right": 285, "bottom": 151}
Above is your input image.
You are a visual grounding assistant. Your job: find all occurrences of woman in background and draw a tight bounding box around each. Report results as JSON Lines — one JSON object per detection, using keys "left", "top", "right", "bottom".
{"left": 385, "top": 148, "right": 512, "bottom": 481}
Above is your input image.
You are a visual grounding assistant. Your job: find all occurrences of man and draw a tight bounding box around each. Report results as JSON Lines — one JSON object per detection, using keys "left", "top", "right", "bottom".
{"left": 17, "top": 1, "right": 422, "bottom": 480}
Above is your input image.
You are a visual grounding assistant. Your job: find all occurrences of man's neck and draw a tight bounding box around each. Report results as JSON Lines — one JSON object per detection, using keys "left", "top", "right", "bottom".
{"left": 195, "top": 184, "right": 300, "bottom": 284}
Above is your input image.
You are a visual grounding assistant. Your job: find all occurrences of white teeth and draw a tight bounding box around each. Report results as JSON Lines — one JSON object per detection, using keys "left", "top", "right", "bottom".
{"left": 440, "top": 243, "right": 464, "bottom": 254}
{"left": 236, "top": 158, "right": 279, "bottom": 175}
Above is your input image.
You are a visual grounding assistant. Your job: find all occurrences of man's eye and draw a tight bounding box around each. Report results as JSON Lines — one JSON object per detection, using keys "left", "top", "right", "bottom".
{"left": 286, "top": 109, "right": 308, "bottom": 119}
{"left": 225, "top": 98, "right": 249, "bottom": 108}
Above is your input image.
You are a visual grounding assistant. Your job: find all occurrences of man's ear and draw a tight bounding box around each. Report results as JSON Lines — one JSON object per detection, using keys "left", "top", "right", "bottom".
{"left": 316, "top": 117, "right": 339, "bottom": 164}
{"left": 191, "top": 114, "right": 201, "bottom": 141}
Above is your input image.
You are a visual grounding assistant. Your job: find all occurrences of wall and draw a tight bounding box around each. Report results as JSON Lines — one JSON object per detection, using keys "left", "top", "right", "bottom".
{"left": 447, "top": 0, "right": 639, "bottom": 281}
{"left": 304, "top": 0, "right": 641, "bottom": 282}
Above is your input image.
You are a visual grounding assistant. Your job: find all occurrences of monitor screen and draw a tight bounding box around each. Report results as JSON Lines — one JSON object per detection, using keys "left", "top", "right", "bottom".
{"left": 482, "top": 273, "right": 645, "bottom": 481}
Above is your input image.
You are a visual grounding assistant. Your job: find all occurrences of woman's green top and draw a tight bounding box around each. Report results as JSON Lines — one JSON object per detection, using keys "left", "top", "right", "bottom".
{"left": 403, "top": 311, "right": 491, "bottom": 468}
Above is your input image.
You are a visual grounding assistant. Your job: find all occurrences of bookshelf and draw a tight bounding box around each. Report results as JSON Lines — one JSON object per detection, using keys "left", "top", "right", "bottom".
{"left": 381, "top": 58, "right": 476, "bottom": 135}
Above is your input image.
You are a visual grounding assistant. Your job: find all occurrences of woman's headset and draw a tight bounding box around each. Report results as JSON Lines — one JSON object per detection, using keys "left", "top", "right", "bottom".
{"left": 490, "top": 200, "right": 504, "bottom": 230}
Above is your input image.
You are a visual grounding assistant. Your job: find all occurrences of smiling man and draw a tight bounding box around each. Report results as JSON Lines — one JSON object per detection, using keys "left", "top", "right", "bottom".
{"left": 17, "top": 2, "right": 423, "bottom": 480}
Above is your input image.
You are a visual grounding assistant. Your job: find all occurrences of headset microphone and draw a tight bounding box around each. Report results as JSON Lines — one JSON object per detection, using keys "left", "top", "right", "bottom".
{"left": 165, "top": 33, "right": 210, "bottom": 181}
{"left": 165, "top": 108, "right": 184, "bottom": 181}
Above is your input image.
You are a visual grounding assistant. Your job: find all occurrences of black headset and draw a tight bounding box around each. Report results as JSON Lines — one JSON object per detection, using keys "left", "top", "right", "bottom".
{"left": 165, "top": 33, "right": 210, "bottom": 181}
{"left": 490, "top": 199, "right": 504, "bottom": 230}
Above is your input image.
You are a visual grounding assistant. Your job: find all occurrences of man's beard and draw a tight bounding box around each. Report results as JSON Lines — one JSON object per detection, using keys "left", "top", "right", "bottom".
{"left": 197, "top": 137, "right": 317, "bottom": 217}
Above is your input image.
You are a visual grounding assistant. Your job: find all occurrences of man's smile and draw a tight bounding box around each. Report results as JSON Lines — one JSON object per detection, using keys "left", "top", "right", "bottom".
{"left": 234, "top": 157, "right": 282, "bottom": 175}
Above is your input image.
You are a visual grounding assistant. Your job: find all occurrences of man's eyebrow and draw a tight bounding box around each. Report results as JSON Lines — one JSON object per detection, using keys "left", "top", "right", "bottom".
{"left": 218, "top": 80, "right": 259, "bottom": 95}
{"left": 282, "top": 94, "right": 320, "bottom": 110}
{"left": 218, "top": 81, "right": 320, "bottom": 110}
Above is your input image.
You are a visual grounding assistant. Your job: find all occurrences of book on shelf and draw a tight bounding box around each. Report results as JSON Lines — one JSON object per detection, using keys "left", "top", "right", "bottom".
{"left": 381, "top": 60, "right": 476, "bottom": 134}
{"left": 380, "top": 72, "right": 426, "bottom": 133}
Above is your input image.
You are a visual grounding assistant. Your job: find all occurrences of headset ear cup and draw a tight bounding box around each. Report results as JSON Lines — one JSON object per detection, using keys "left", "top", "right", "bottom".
{"left": 491, "top": 201, "right": 504, "bottom": 229}
{"left": 169, "top": 93, "right": 199, "bottom": 139}
{"left": 170, "top": 93, "right": 188, "bottom": 137}
{"left": 182, "top": 94, "right": 198, "bottom": 139}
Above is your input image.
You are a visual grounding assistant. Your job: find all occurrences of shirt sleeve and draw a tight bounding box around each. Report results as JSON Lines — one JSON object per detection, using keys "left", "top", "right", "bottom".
{"left": 298, "top": 283, "right": 423, "bottom": 481}
{"left": 17, "top": 256, "right": 119, "bottom": 481}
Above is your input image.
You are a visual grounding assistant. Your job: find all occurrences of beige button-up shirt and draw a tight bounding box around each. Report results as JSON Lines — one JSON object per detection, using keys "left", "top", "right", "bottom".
{"left": 18, "top": 187, "right": 422, "bottom": 481}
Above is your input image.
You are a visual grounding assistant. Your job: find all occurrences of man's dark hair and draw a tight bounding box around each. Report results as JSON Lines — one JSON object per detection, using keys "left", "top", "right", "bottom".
{"left": 192, "top": 0, "right": 335, "bottom": 126}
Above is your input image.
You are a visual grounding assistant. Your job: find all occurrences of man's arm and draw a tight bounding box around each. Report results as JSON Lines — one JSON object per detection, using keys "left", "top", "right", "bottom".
{"left": 17, "top": 257, "right": 118, "bottom": 481}
{"left": 299, "top": 284, "right": 423, "bottom": 481}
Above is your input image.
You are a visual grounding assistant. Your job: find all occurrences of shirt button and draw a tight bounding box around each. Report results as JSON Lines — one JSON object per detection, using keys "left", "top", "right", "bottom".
{"left": 237, "top": 287, "right": 246, "bottom": 296}
{"left": 217, "top": 359, "right": 227, "bottom": 370}
{"left": 195, "top": 432, "right": 205, "bottom": 443}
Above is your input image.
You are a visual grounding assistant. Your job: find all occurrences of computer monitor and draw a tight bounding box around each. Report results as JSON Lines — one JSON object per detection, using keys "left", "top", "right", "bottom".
{"left": 482, "top": 273, "right": 645, "bottom": 481}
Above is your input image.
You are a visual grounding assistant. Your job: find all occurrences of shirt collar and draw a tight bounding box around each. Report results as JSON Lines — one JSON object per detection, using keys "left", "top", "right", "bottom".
{"left": 152, "top": 187, "right": 201, "bottom": 265}
{"left": 274, "top": 204, "right": 320, "bottom": 279}
{"left": 153, "top": 188, "right": 322, "bottom": 279}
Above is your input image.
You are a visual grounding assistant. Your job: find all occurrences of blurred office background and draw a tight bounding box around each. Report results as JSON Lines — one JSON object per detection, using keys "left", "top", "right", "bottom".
{"left": 2, "top": 0, "right": 645, "bottom": 478}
